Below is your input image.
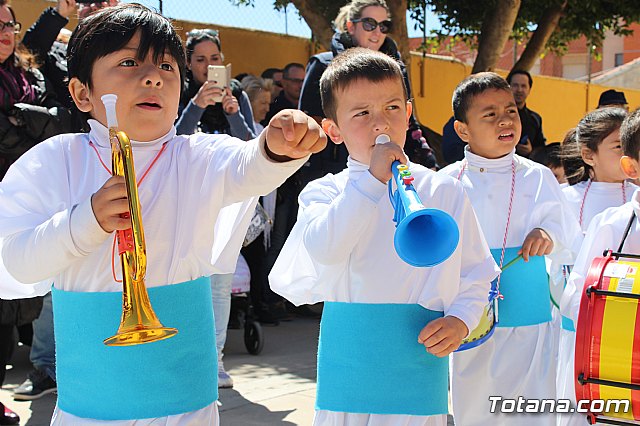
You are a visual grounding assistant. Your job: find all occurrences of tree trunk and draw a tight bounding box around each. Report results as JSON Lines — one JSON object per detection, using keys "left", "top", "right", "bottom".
{"left": 386, "top": 0, "right": 411, "bottom": 70}
{"left": 512, "top": 1, "right": 567, "bottom": 71}
{"left": 472, "top": 0, "right": 521, "bottom": 73}
{"left": 289, "top": 0, "right": 334, "bottom": 51}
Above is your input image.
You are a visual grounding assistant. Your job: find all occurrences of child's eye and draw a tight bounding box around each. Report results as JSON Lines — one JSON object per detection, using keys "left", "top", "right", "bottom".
{"left": 484, "top": 112, "right": 496, "bottom": 118}
{"left": 160, "top": 63, "right": 174, "bottom": 71}
{"left": 119, "top": 59, "right": 137, "bottom": 67}
{"left": 386, "top": 105, "right": 400, "bottom": 111}
{"left": 354, "top": 110, "right": 368, "bottom": 117}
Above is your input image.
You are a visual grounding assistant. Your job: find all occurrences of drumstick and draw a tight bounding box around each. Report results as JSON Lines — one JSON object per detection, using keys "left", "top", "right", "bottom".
{"left": 501, "top": 254, "right": 523, "bottom": 271}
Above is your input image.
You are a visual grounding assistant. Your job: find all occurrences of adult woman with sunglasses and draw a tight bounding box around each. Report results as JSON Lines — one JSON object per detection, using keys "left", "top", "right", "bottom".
{"left": 176, "top": 28, "right": 256, "bottom": 140}
{"left": 298, "top": 0, "right": 436, "bottom": 185}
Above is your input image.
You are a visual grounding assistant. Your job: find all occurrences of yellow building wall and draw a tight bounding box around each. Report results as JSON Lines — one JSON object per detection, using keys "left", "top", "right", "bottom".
{"left": 12, "top": 0, "right": 640, "bottom": 142}
{"left": 410, "top": 52, "right": 640, "bottom": 142}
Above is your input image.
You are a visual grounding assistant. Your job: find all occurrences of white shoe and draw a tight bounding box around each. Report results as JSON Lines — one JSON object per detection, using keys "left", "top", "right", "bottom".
{"left": 218, "top": 362, "right": 234, "bottom": 389}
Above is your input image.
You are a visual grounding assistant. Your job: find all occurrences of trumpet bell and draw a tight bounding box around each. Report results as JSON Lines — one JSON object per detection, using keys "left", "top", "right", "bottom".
{"left": 103, "top": 292, "right": 178, "bottom": 346}
{"left": 394, "top": 208, "right": 460, "bottom": 267}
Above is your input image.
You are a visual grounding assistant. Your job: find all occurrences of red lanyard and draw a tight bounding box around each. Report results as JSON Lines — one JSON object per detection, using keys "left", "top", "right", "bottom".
{"left": 578, "top": 179, "right": 627, "bottom": 229}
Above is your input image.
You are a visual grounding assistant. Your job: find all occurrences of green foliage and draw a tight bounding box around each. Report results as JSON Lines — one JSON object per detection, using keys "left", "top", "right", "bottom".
{"left": 413, "top": 0, "right": 640, "bottom": 56}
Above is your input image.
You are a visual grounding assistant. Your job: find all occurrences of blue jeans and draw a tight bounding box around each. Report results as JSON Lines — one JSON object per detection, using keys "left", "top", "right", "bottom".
{"left": 210, "top": 274, "right": 233, "bottom": 362}
{"left": 30, "top": 292, "right": 56, "bottom": 380}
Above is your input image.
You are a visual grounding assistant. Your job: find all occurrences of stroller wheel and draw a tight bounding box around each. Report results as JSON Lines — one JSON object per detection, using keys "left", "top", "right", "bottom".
{"left": 244, "top": 320, "right": 264, "bottom": 355}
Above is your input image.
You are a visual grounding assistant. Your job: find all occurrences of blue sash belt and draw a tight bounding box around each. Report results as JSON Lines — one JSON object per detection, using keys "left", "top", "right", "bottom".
{"left": 491, "top": 247, "right": 552, "bottom": 327}
{"left": 316, "top": 302, "right": 448, "bottom": 416}
{"left": 52, "top": 277, "right": 218, "bottom": 420}
{"left": 561, "top": 315, "right": 576, "bottom": 332}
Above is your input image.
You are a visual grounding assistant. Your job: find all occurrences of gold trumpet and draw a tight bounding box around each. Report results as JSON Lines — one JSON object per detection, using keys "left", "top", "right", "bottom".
{"left": 101, "top": 94, "right": 178, "bottom": 346}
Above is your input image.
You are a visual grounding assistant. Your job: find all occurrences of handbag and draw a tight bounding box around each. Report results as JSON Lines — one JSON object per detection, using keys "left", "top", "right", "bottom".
{"left": 243, "top": 202, "right": 272, "bottom": 247}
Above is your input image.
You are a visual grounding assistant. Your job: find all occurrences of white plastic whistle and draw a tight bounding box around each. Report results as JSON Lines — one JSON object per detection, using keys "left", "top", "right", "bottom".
{"left": 101, "top": 94, "right": 119, "bottom": 129}
{"left": 375, "top": 134, "right": 391, "bottom": 145}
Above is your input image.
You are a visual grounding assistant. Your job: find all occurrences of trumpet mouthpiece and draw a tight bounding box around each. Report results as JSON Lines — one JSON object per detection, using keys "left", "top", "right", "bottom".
{"left": 375, "top": 134, "right": 391, "bottom": 145}
{"left": 101, "top": 94, "right": 119, "bottom": 129}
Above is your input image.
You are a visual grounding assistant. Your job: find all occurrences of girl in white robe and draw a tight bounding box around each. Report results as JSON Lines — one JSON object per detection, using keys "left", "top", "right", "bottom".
{"left": 557, "top": 108, "right": 634, "bottom": 426}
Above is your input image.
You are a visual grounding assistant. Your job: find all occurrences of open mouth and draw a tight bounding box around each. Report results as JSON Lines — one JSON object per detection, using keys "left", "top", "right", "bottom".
{"left": 498, "top": 132, "right": 515, "bottom": 141}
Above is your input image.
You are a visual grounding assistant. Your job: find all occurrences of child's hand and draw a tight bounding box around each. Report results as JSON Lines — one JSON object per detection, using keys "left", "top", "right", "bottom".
{"left": 418, "top": 316, "right": 468, "bottom": 357}
{"left": 265, "top": 109, "right": 327, "bottom": 161}
{"left": 91, "top": 176, "right": 131, "bottom": 233}
{"left": 369, "top": 141, "right": 407, "bottom": 183}
{"left": 519, "top": 228, "right": 553, "bottom": 261}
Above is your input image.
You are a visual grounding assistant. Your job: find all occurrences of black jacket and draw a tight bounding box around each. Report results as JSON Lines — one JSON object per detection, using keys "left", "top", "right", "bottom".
{"left": 21, "top": 7, "right": 72, "bottom": 109}
{"left": 0, "top": 67, "right": 74, "bottom": 179}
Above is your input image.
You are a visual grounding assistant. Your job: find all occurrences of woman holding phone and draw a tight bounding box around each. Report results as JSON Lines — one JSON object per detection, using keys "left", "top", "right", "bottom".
{"left": 176, "top": 28, "right": 255, "bottom": 140}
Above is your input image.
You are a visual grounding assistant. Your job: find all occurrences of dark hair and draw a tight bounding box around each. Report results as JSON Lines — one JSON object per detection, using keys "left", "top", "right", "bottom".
{"left": 283, "top": 62, "right": 304, "bottom": 78}
{"left": 185, "top": 28, "right": 221, "bottom": 64}
{"left": 506, "top": 69, "right": 533, "bottom": 88}
{"left": 67, "top": 3, "right": 186, "bottom": 90}
{"left": 261, "top": 67, "right": 282, "bottom": 79}
{"left": 452, "top": 72, "right": 511, "bottom": 123}
{"left": 621, "top": 107, "right": 640, "bottom": 160}
{"left": 320, "top": 47, "right": 406, "bottom": 122}
{"left": 562, "top": 107, "right": 627, "bottom": 185}
{"left": 530, "top": 142, "right": 562, "bottom": 168}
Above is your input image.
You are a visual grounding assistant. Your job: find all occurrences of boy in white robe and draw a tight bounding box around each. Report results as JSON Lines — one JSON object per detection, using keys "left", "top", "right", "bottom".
{"left": 269, "top": 48, "right": 499, "bottom": 426}
{"left": 440, "top": 72, "right": 581, "bottom": 426}
{"left": 0, "top": 4, "right": 326, "bottom": 426}
{"left": 560, "top": 107, "right": 640, "bottom": 425}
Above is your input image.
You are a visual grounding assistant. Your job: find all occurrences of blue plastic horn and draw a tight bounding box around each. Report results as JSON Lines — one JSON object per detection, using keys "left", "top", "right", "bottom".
{"left": 376, "top": 134, "right": 460, "bottom": 267}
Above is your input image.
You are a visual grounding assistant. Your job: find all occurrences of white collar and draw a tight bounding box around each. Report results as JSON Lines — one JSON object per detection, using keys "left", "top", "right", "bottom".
{"left": 463, "top": 147, "right": 516, "bottom": 173}
{"left": 87, "top": 119, "right": 176, "bottom": 149}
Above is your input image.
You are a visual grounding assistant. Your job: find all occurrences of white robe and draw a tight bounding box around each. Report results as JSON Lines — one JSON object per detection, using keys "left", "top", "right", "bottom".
{"left": 0, "top": 120, "right": 308, "bottom": 426}
{"left": 269, "top": 157, "right": 500, "bottom": 426}
{"left": 557, "top": 180, "right": 636, "bottom": 426}
{"left": 440, "top": 149, "right": 582, "bottom": 426}
{"left": 558, "top": 189, "right": 640, "bottom": 426}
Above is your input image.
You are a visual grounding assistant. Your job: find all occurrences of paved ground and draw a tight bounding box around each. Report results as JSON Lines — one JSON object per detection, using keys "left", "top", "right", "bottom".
{"left": 1, "top": 316, "right": 320, "bottom": 426}
{"left": 1, "top": 315, "right": 455, "bottom": 425}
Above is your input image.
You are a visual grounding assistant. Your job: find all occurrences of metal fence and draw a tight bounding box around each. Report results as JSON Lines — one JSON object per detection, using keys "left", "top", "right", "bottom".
{"left": 124, "top": 0, "right": 313, "bottom": 38}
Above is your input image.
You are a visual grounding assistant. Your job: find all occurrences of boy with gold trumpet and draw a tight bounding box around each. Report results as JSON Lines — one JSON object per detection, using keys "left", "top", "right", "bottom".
{"left": 0, "top": 4, "right": 326, "bottom": 425}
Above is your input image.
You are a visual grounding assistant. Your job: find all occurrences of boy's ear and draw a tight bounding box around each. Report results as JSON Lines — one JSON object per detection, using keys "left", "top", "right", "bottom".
{"left": 581, "top": 147, "right": 595, "bottom": 167}
{"left": 620, "top": 156, "right": 640, "bottom": 179}
{"left": 68, "top": 77, "right": 93, "bottom": 113}
{"left": 453, "top": 119, "right": 470, "bottom": 143}
{"left": 321, "top": 118, "right": 344, "bottom": 145}
{"left": 405, "top": 101, "right": 413, "bottom": 126}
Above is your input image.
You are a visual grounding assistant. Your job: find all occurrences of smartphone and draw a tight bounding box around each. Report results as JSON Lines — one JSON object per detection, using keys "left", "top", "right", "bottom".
{"left": 207, "top": 64, "right": 232, "bottom": 103}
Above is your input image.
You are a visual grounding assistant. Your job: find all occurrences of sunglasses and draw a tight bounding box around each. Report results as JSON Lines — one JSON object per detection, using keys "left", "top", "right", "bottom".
{"left": 0, "top": 20, "right": 21, "bottom": 33}
{"left": 186, "top": 28, "right": 219, "bottom": 38}
{"left": 351, "top": 17, "right": 391, "bottom": 34}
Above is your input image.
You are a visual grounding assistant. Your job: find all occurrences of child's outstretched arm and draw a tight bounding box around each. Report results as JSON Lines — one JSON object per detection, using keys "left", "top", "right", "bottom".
{"left": 519, "top": 227, "right": 553, "bottom": 262}
{"left": 418, "top": 316, "right": 469, "bottom": 357}
{"left": 265, "top": 109, "right": 326, "bottom": 161}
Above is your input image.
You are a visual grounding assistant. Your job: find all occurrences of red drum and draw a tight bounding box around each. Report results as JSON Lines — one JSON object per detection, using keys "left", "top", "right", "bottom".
{"left": 575, "top": 252, "right": 640, "bottom": 425}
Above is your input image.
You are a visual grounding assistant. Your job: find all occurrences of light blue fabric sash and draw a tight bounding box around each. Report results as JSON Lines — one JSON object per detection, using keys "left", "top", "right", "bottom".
{"left": 491, "top": 247, "right": 552, "bottom": 327}
{"left": 316, "top": 302, "right": 448, "bottom": 416}
{"left": 561, "top": 315, "right": 576, "bottom": 332}
{"left": 52, "top": 277, "right": 217, "bottom": 420}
